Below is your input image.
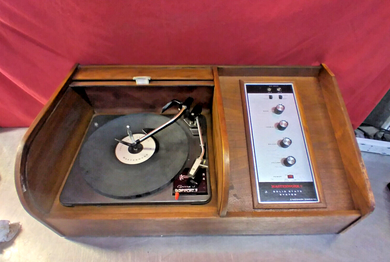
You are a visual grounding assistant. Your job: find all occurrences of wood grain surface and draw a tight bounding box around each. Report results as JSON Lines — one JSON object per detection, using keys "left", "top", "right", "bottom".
{"left": 212, "top": 67, "right": 230, "bottom": 216}
{"left": 73, "top": 65, "right": 213, "bottom": 80}
{"left": 25, "top": 89, "right": 93, "bottom": 213}
{"left": 218, "top": 66, "right": 321, "bottom": 77}
{"left": 70, "top": 80, "right": 215, "bottom": 87}
{"left": 319, "top": 65, "right": 375, "bottom": 219}
{"left": 15, "top": 65, "right": 79, "bottom": 213}
{"left": 46, "top": 210, "right": 360, "bottom": 236}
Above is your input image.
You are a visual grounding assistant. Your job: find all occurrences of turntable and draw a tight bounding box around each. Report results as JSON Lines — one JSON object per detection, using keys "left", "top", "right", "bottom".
{"left": 15, "top": 65, "right": 374, "bottom": 236}
{"left": 60, "top": 98, "right": 212, "bottom": 206}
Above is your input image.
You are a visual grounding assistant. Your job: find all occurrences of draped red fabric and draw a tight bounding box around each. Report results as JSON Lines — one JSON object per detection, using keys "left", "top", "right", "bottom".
{"left": 1, "top": 1, "right": 389, "bottom": 127}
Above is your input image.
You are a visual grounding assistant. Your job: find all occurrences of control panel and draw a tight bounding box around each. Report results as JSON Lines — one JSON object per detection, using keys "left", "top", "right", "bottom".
{"left": 243, "top": 83, "right": 319, "bottom": 204}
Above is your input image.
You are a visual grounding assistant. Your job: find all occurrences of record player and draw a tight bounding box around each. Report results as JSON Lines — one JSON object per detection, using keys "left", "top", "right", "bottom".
{"left": 15, "top": 65, "right": 374, "bottom": 236}
{"left": 60, "top": 97, "right": 212, "bottom": 206}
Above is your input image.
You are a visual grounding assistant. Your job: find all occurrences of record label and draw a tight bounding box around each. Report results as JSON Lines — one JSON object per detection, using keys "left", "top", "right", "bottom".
{"left": 115, "top": 134, "right": 156, "bottom": 165}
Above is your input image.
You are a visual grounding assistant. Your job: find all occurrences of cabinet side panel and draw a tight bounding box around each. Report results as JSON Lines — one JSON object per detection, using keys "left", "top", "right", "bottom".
{"left": 24, "top": 89, "right": 93, "bottom": 213}
{"left": 319, "top": 65, "right": 375, "bottom": 217}
{"left": 213, "top": 68, "right": 230, "bottom": 216}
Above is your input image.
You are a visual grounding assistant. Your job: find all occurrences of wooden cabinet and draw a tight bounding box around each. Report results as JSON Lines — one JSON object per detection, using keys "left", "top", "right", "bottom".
{"left": 15, "top": 65, "right": 374, "bottom": 236}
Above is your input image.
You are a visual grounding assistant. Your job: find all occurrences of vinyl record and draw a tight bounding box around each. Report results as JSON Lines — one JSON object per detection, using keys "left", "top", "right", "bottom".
{"left": 79, "top": 113, "right": 189, "bottom": 199}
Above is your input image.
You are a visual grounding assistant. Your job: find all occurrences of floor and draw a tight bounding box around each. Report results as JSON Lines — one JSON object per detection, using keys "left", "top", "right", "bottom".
{"left": 0, "top": 128, "right": 389, "bottom": 262}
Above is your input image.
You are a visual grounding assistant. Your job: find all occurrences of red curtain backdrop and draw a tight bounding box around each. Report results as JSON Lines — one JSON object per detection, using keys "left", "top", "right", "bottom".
{"left": 1, "top": 1, "right": 389, "bottom": 128}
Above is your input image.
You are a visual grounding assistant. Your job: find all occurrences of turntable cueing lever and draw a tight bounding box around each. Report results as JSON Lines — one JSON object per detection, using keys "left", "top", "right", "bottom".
{"left": 188, "top": 104, "right": 207, "bottom": 178}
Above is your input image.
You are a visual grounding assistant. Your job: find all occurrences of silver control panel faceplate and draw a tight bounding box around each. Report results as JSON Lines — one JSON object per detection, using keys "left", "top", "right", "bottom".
{"left": 244, "top": 83, "right": 319, "bottom": 204}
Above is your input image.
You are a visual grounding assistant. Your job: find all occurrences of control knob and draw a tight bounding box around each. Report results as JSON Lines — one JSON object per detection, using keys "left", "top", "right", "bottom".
{"left": 280, "top": 137, "right": 292, "bottom": 148}
{"left": 283, "top": 156, "right": 296, "bottom": 167}
{"left": 277, "top": 120, "right": 288, "bottom": 130}
{"left": 274, "top": 104, "right": 285, "bottom": 114}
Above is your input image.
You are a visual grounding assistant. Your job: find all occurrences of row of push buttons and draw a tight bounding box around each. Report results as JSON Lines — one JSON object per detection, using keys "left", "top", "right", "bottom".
{"left": 269, "top": 95, "right": 283, "bottom": 99}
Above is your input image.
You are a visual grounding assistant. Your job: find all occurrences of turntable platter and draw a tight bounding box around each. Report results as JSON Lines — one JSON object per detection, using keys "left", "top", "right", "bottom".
{"left": 79, "top": 113, "right": 189, "bottom": 199}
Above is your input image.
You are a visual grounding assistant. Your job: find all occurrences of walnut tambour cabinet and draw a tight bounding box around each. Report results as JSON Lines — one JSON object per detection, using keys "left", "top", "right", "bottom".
{"left": 15, "top": 64, "right": 374, "bottom": 236}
